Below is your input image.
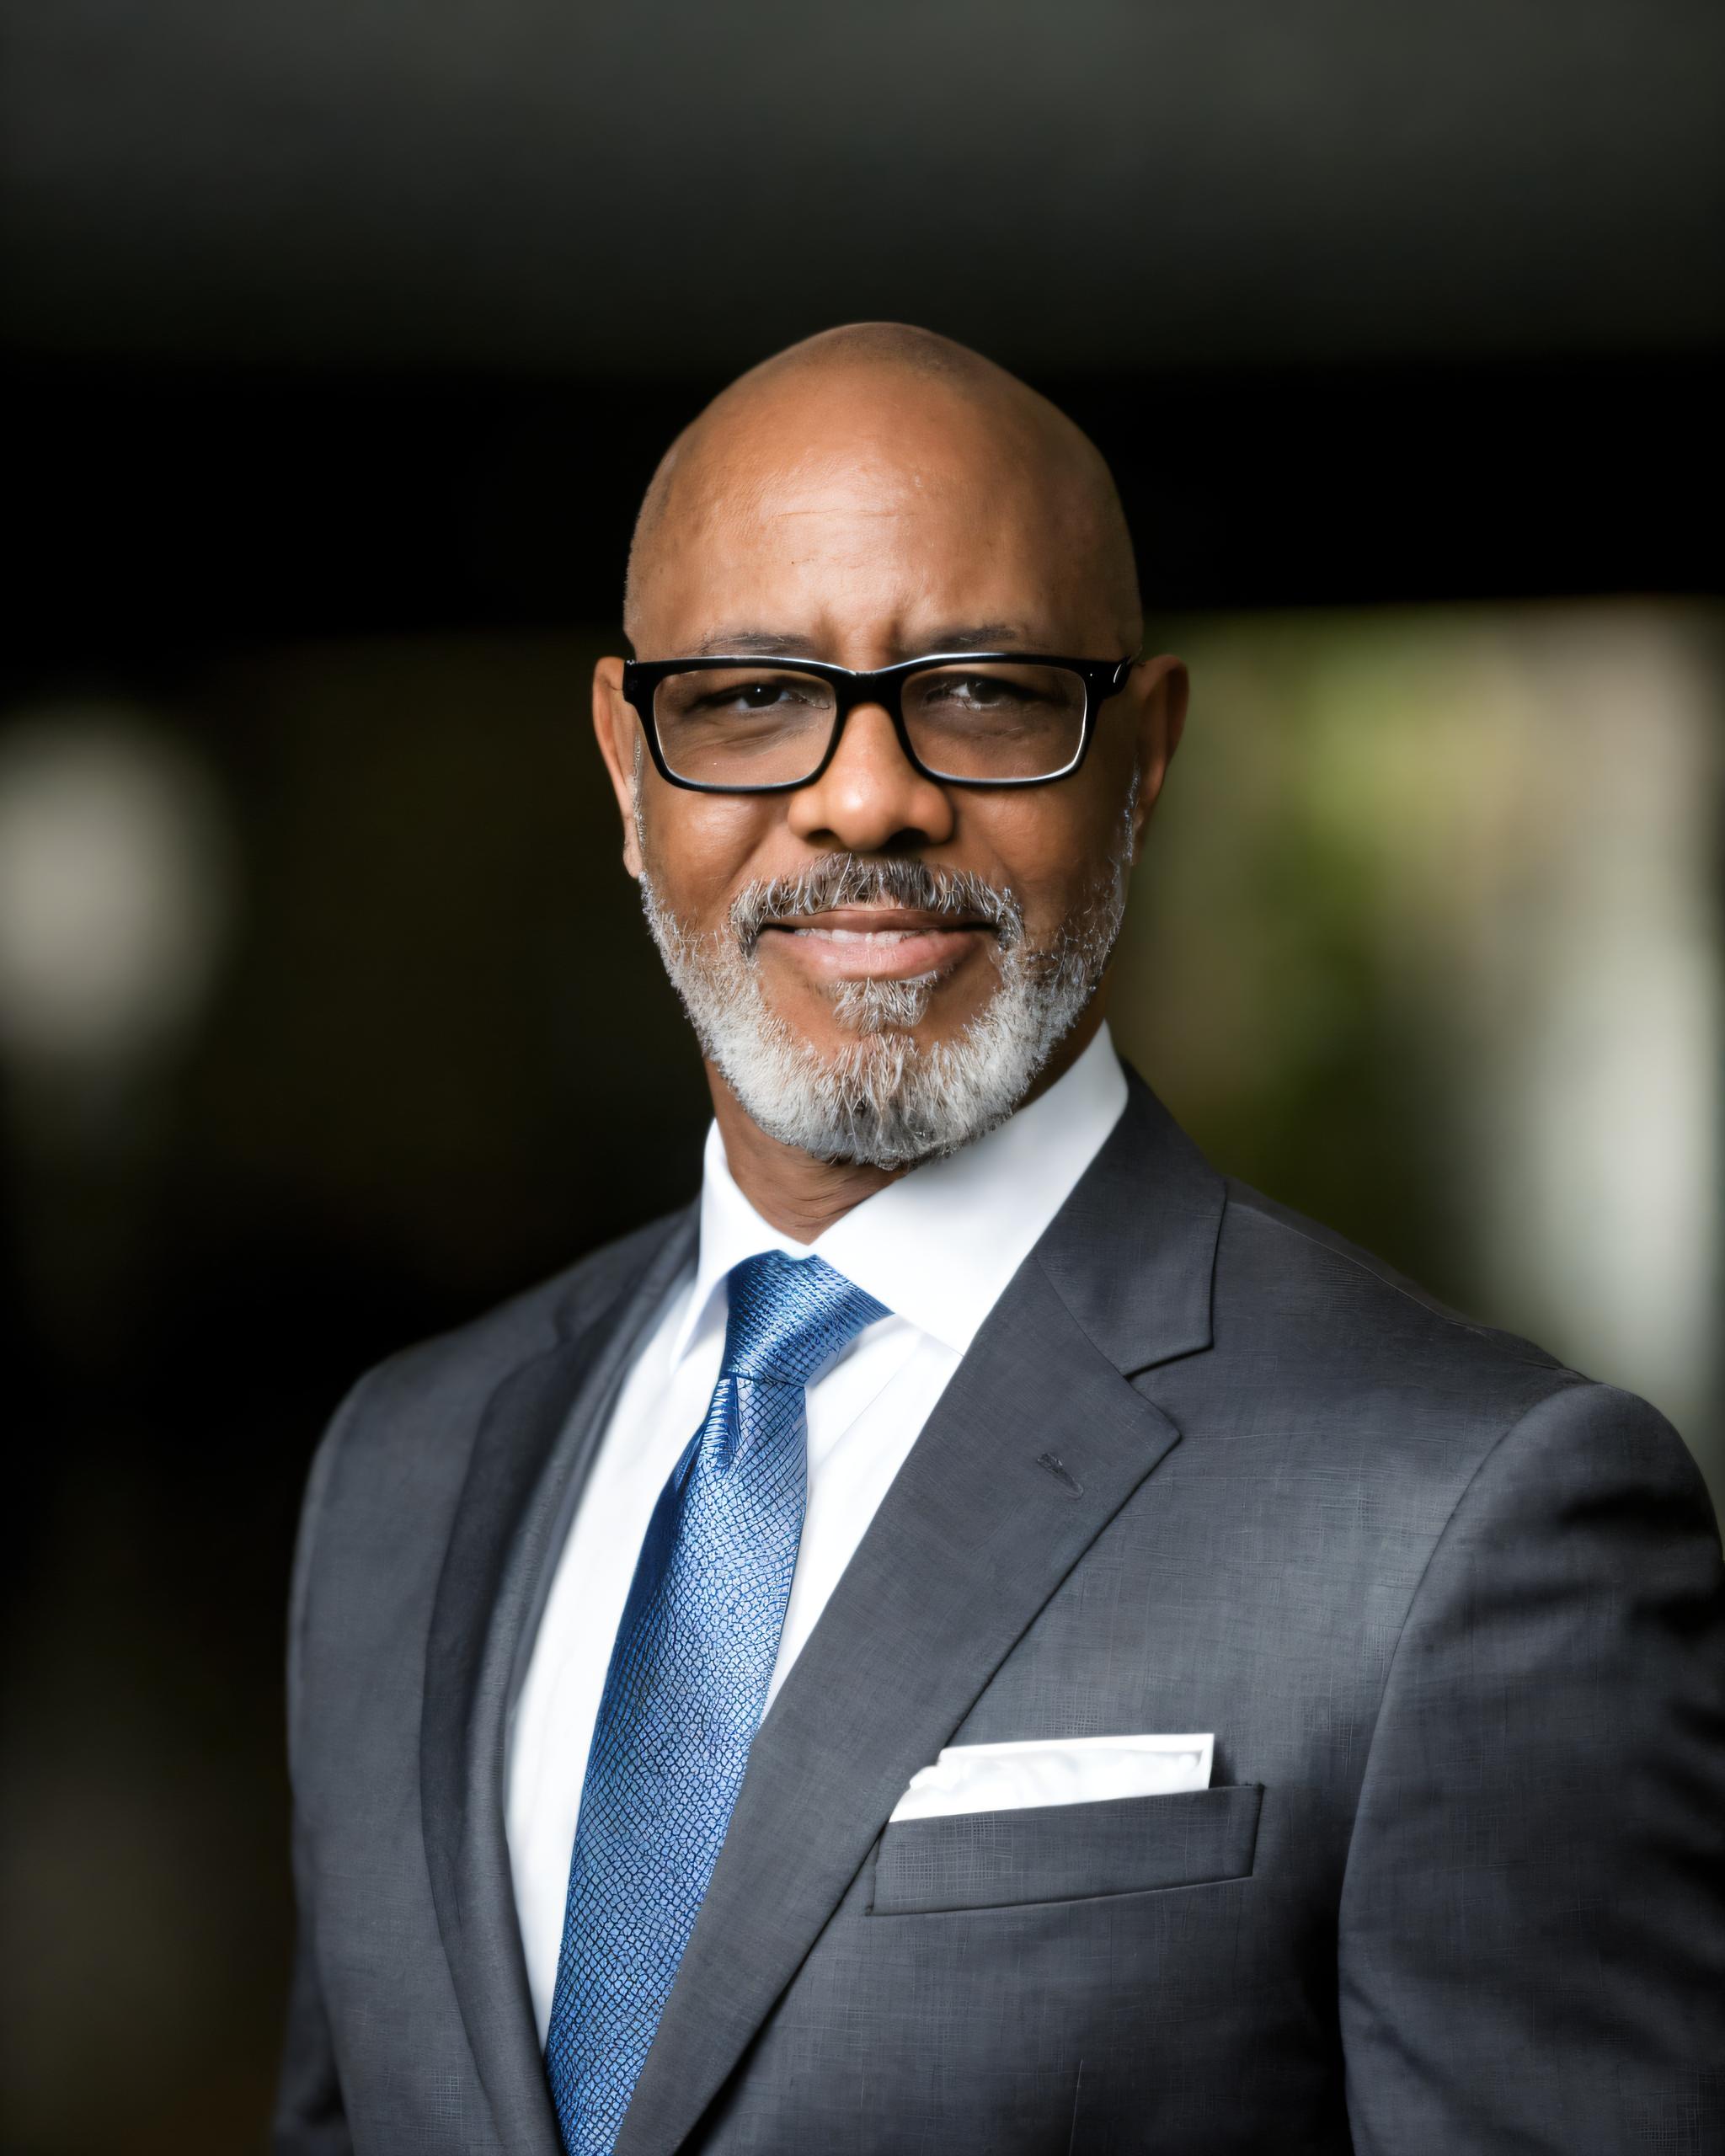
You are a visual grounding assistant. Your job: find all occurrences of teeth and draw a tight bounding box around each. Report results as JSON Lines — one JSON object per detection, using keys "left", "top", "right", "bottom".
{"left": 793, "top": 926, "right": 925, "bottom": 943}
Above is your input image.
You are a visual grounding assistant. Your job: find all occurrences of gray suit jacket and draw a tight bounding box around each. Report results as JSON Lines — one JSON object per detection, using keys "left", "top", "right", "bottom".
{"left": 276, "top": 1075, "right": 1725, "bottom": 2155}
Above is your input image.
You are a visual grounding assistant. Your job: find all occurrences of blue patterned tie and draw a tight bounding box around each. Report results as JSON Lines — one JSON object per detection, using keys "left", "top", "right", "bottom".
{"left": 544, "top": 1249, "right": 889, "bottom": 2156}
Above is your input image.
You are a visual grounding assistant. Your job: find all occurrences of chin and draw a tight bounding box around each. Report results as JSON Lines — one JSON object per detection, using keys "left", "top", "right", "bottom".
{"left": 718, "top": 979, "right": 1067, "bottom": 1172}
{"left": 798, "top": 970, "right": 977, "bottom": 1048}
{"left": 794, "top": 1022, "right": 942, "bottom": 1070}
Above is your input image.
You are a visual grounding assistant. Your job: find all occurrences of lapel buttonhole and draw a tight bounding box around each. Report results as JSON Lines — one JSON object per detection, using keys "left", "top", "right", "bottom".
{"left": 1035, "top": 1452, "right": 1083, "bottom": 1497}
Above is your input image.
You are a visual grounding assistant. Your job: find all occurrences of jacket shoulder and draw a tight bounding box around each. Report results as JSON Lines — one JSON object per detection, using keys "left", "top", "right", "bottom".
{"left": 285, "top": 1203, "right": 693, "bottom": 1680}
{"left": 312, "top": 1204, "right": 692, "bottom": 1476}
{"left": 1207, "top": 1176, "right": 1579, "bottom": 1428}
{"left": 1113, "top": 1169, "right": 1718, "bottom": 1612}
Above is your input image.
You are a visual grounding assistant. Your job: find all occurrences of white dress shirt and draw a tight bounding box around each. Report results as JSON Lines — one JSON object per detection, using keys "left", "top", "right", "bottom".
{"left": 505, "top": 1022, "right": 1129, "bottom": 2037}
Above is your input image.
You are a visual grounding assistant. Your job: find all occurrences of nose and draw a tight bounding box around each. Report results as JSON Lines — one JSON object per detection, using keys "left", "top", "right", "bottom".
{"left": 786, "top": 702, "right": 956, "bottom": 853}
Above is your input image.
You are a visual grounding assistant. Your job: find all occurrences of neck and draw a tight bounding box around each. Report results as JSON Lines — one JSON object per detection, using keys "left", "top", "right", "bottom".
{"left": 704, "top": 1001, "right": 1108, "bottom": 1243}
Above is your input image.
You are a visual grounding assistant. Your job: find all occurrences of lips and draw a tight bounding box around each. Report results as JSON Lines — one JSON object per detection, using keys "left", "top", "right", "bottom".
{"left": 760, "top": 906, "right": 991, "bottom": 981}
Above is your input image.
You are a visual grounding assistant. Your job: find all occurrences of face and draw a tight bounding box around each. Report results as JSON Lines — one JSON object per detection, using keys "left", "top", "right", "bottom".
{"left": 595, "top": 371, "right": 1187, "bottom": 1166}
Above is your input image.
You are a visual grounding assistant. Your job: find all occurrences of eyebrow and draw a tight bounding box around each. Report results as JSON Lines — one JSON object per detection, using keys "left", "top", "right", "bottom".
{"left": 689, "top": 622, "right": 1036, "bottom": 660}
{"left": 923, "top": 623, "right": 1032, "bottom": 652}
{"left": 692, "top": 629, "right": 821, "bottom": 657}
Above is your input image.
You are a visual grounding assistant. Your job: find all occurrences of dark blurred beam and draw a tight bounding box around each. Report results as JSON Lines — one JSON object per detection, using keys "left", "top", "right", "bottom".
{"left": 5, "top": 2, "right": 1722, "bottom": 375}
{"left": 6, "top": 353, "right": 1719, "bottom": 674}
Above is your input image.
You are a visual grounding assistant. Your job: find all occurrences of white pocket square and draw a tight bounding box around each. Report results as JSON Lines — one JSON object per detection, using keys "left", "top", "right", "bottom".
{"left": 888, "top": 1732, "right": 1214, "bottom": 1823}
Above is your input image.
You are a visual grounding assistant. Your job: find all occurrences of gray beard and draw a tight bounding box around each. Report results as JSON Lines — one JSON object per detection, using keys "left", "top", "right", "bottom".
{"left": 637, "top": 822, "right": 1135, "bottom": 1171}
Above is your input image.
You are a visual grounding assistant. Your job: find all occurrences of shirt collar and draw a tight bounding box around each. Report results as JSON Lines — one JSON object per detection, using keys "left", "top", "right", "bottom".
{"left": 670, "top": 1022, "right": 1128, "bottom": 1367}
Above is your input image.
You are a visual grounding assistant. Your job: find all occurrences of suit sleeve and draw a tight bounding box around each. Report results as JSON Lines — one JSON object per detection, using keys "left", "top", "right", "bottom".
{"left": 272, "top": 1390, "right": 362, "bottom": 2156}
{"left": 273, "top": 1915, "right": 350, "bottom": 2156}
{"left": 1338, "top": 1379, "right": 1725, "bottom": 2156}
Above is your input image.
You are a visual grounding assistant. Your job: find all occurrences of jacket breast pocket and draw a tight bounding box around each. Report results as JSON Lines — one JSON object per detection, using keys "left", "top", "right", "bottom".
{"left": 870, "top": 1782, "right": 1263, "bottom": 1916}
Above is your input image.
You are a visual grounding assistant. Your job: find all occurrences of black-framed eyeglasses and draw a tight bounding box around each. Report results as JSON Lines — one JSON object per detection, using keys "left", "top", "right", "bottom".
{"left": 621, "top": 652, "right": 1136, "bottom": 793}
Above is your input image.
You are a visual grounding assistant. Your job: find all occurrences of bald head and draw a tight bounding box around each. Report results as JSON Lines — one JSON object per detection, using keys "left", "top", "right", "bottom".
{"left": 622, "top": 323, "right": 1142, "bottom": 654}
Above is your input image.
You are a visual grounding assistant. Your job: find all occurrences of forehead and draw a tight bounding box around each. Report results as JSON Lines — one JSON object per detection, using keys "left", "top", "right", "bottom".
{"left": 634, "top": 382, "right": 1116, "bottom": 659}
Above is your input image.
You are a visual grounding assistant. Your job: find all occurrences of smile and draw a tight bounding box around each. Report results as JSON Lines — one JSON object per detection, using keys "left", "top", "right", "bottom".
{"left": 760, "top": 907, "right": 991, "bottom": 982}
{"left": 790, "top": 926, "right": 932, "bottom": 944}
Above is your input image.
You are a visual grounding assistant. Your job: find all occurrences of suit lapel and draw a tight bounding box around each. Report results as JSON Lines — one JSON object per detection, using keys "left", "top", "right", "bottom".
{"left": 615, "top": 1074, "right": 1226, "bottom": 2156}
{"left": 420, "top": 1212, "right": 697, "bottom": 2156}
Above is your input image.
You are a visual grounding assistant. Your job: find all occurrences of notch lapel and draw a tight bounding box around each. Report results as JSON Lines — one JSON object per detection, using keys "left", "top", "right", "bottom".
{"left": 614, "top": 1075, "right": 1226, "bottom": 2156}
{"left": 420, "top": 1212, "right": 697, "bottom": 2156}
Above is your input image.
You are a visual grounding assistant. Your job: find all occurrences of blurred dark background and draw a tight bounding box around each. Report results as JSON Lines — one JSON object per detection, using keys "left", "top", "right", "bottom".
{"left": 3, "top": 4, "right": 1722, "bottom": 2149}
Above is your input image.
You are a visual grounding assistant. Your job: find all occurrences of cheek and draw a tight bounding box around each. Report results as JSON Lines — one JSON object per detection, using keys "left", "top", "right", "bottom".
{"left": 963, "top": 782, "right": 1120, "bottom": 926}
{"left": 639, "top": 790, "right": 786, "bottom": 923}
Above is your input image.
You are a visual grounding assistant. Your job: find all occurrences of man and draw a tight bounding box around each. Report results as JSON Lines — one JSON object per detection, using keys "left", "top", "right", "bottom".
{"left": 276, "top": 325, "right": 1725, "bottom": 2156}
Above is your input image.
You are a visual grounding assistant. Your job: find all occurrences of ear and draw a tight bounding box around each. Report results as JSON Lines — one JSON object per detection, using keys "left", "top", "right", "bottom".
{"left": 592, "top": 655, "right": 645, "bottom": 879}
{"left": 1127, "top": 654, "right": 1188, "bottom": 857}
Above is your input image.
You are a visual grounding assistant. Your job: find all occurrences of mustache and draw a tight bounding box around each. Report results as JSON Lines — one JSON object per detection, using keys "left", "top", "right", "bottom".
{"left": 729, "top": 855, "right": 1023, "bottom": 953}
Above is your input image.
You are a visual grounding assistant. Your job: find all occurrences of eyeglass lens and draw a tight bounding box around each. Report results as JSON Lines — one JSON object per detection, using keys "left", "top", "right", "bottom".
{"left": 650, "top": 664, "right": 1087, "bottom": 786}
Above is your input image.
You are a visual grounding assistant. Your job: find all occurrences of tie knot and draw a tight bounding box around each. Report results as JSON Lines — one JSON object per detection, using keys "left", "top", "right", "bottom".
{"left": 720, "top": 1250, "right": 888, "bottom": 1386}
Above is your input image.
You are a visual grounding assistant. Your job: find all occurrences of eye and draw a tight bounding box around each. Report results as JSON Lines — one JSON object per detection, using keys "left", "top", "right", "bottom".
{"left": 687, "top": 677, "right": 823, "bottom": 718}
{"left": 927, "top": 672, "right": 1031, "bottom": 709}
